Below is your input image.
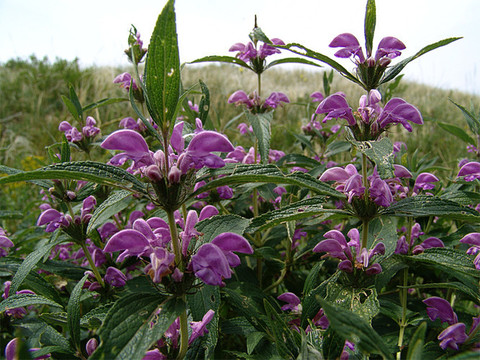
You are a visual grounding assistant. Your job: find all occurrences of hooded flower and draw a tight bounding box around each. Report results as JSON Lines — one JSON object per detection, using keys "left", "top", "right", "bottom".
{"left": 457, "top": 161, "right": 480, "bottom": 181}
{"left": 0, "top": 227, "right": 14, "bottom": 257}
{"left": 313, "top": 229, "right": 385, "bottom": 274}
{"left": 189, "top": 309, "right": 215, "bottom": 344}
{"left": 423, "top": 297, "right": 458, "bottom": 325}
{"left": 459, "top": 232, "right": 480, "bottom": 269}
{"left": 191, "top": 233, "right": 253, "bottom": 286}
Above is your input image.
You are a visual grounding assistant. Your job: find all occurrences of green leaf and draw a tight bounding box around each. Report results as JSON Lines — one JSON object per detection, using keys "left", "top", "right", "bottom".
{"left": 348, "top": 135, "right": 394, "bottom": 179}
{"left": 87, "top": 190, "right": 132, "bottom": 235}
{"left": 450, "top": 99, "right": 480, "bottom": 135}
{"left": 364, "top": 0, "right": 376, "bottom": 56}
{"left": 437, "top": 121, "right": 476, "bottom": 145}
{"left": 196, "top": 214, "right": 250, "bottom": 246}
{"left": 0, "top": 161, "right": 147, "bottom": 194}
{"left": 245, "top": 111, "right": 272, "bottom": 164}
{"left": 0, "top": 210, "right": 23, "bottom": 220}
{"left": 0, "top": 164, "right": 53, "bottom": 188}
{"left": 246, "top": 196, "right": 348, "bottom": 233}
{"left": 246, "top": 332, "right": 265, "bottom": 355}
{"left": 276, "top": 153, "right": 321, "bottom": 169}
{"left": 406, "top": 322, "right": 426, "bottom": 360}
{"left": 193, "top": 164, "right": 345, "bottom": 199}
{"left": 92, "top": 294, "right": 184, "bottom": 360}
{"left": 405, "top": 247, "right": 480, "bottom": 279}
{"left": 67, "top": 274, "right": 89, "bottom": 350}
{"left": 264, "top": 299, "right": 299, "bottom": 358}
{"left": 144, "top": 0, "right": 180, "bottom": 132}
{"left": 278, "top": 43, "right": 362, "bottom": 86}
{"left": 60, "top": 135, "right": 71, "bottom": 163}
{"left": 223, "top": 286, "right": 268, "bottom": 332}
{"left": 0, "top": 293, "right": 63, "bottom": 313}
{"left": 264, "top": 57, "right": 322, "bottom": 70}
{"left": 404, "top": 282, "right": 480, "bottom": 303}
{"left": 189, "top": 55, "right": 253, "bottom": 71}
{"left": 9, "top": 233, "right": 65, "bottom": 294}
{"left": 380, "top": 37, "right": 462, "bottom": 85}
{"left": 317, "top": 297, "right": 393, "bottom": 359}
{"left": 303, "top": 261, "right": 325, "bottom": 296}
{"left": 381, "top": 195, "right": 480, "bottom": 220}
{"left": 367, "top": 217, "right": 398, "bottom": 260}
{"left": 82, "top": 97, "right": 128, "bottom": 113}
{"left": 440, "top": 189, "right": 480, "bottom": 206}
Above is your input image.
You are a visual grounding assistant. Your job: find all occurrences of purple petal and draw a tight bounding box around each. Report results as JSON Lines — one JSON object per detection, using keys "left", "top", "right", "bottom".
{"left": 460, "top": 232, "right": 480, "bottom": 247}
{"left": 104, "top": 267, "right": 127, "bottom": 287}
{"left": 393, "top": 164, "right": 412, "bottom": 178}
{"left": 319, "top": 167, "right": 350, "bottom": 182}
{"left": 191, "top": 243, "right": 232, "bottom": 286}
{"left": 228, "top": 90, "right": 250, "bottom": 104}
{"left": 171, "top": 122, "right": 185, "bottom": 153}
{"left": 101, "top": 129, "right": 150, "bottom": 155}
{"left": 0, "top": 236, "right": 13, "bottom": 248}
{"left": 104, "top": 229, "right": 150, "bottom": 255}
{"left": 189, "top": 309, "right": 215, "bottom": 345}
{"left": 199, "top": 205, "right": 219, "bottom": 221}
{"left": 313, "top": 239, "right": 347, "bottom": 260}
{"left": 187, "top": 131, "right": 234, "bottom": 154}
{"left": 458, "top": 161, "right": 480, "bottom": 180}
{"left": 365, "top": 263, "right": 382, "bottom": 275}
{"left": 423, "top": 297, "right": 458, "bottom": 325}
{"left": 37, "top": 209, "right": 62, "bottom": 226}
{"left": 438, "top": 323, "right": 467, "bottom": 350}
{"left": 421, "top": 237, "right": 444, "bottom": 249}
{"left": 211, "top": 233, "right": 253, "bottom": 254}
{"left": 329, "top": 33, "right": 360, "bottom": 48}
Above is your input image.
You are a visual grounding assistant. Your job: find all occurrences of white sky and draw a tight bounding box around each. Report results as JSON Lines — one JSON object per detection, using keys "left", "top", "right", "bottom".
{"left": 1, "top": 0, "right": 479, "bottom": 94}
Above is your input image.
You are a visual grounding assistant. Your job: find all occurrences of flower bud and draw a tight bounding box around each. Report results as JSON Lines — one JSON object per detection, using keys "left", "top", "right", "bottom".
{"left": 146, "top": 165, "right": 163, "bottom": 182}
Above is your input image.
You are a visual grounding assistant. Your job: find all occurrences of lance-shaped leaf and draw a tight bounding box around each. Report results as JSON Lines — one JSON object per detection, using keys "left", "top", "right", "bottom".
{"left": 277, "top": 43, "right": 362, "bottom": 86}
{"left": 450, "top": 99, "right": 480, "bottom": 135}
{"left": 246, "top": 196, "right": 349, "bottom": 233}
{"left": 87, "top": 190, "right": 132, "bottom": 235}
{"left": 437, "top": 121, "right": 476, "bottom": 146}
{"left": 82, "top": 97, "right": 128, "bottom": 113}
{"left": 264, "top": 57, "right": 323, "bottom": 70}
{"left": 91, "top": 294, "right": 184, "bottom": 360}
{"left": 67, "top": 274, "right": 89, "bottom": 351}
{"left": 245, "top": 110, "right": 272, "bottom": 164}
{"left": 381, "top": 195, "right": 480, "bottom": 220}
{"left": 0, "top": 293, "right": 63, "bottom": 313}
{"left": 193, "top": 164, "right": 345, "bottom": 199}
{"left": 380, "top": 37, "right": 462, "bottom": 85}
{"left": 144, "top": 0, "right": 180, "bottom": 133}
{"left": 0, "top": 164, "right": 53, "bottom": 188}
{"left": 129, "top": 83, "right": 161, "bottom": 141}
{"left": 189, "top": 55, "right": 253, "bottom": 71}
{"left": 364, "top": 0, "right": 376, "bottom": 56}
{"left": 317, "top": 297, "right": 393, "bottom": 359}
{"left": 0, "top": 161, "right": 147, "bottom": 194}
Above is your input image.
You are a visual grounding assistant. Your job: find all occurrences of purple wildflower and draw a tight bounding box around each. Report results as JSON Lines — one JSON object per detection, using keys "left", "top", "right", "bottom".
{"left": 413, "top": 172, "right": 439, "bottom": 195}
{"left": 0, "top": 227, "right": 14, "bottom": 257}
{"left": 438, "top": 323, "right": 468, "bottom": 350}
{"left": 315, "top": 92, "right": 356, "bottom": 126}
{"left": 313, "top": 229, "right": 385, "bottom": 274}
{"left": 86, "top": 338, "right": 98, "bottom": 356}
{"left": 104, "top": 267, "right": 127, "bottom": 287}
{"left": 191, "top": 233, "right": 253, "bottom": 286}
{"left": 376, "top": 98, "right": 423, "bottom": 132}
{"left": 113, "top": 72, "right": 138, "bottom": 91}
{"left": 457, "top": 161, "right": 480, "bottom": 181}
{"left": 189, "top": 309, "right": 215, "bottom": 344}
{"left": 277, "top": 292, "right": 301, "bottom": 312}
{"left": 459, "top": 233, "right": 480, "bottom": 269}
{"left": 423, "top": 297, "right": 458, "bottom": 325}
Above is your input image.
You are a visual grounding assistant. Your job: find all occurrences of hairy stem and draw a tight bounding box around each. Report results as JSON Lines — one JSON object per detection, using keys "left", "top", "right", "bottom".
{"left": 167, "top": 209, "right": 182, "bottom": 268}
{"left": 80, "top": 242, "right": 105, "bottom": 288}
{"left": 176, "top": 295, "right": 189, "bottom": 360}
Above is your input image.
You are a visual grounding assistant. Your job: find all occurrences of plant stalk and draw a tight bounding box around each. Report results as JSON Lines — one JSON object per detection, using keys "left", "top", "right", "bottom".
{"left": 176, "top": 294, "right": 189, "bottom": 360}
{"left": 80, "top": 242, "right": 105, "bottom": 288}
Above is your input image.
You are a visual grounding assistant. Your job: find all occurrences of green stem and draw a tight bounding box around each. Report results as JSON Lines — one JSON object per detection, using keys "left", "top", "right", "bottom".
{"left": 396, "top": 268, "right": 408, "bottom": 360}
{"left": 176, "top": 295, "right": 189, "bottom": 360}
{"left": 80, "top": 242, "right": 105, "bottom": 288}
{"left": 361, "top": 218, "right": 369, "bottom": 249}
{"left": 257, "top": 73, "right": 262, "bottom": 98}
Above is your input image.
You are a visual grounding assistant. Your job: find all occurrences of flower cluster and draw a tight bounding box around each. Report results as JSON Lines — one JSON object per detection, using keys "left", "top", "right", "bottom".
{"left": 230, "top": 38, "right": 284, "bottom": 63}
{"left": 423, "top": 297, "right": 480, "bottom": 350}
{"left": 0, "top": 227, "right": 14, "bottom": 257}
{"left": 315, "top": 90, "right": 422, "bottom": 140}
{"left": 58, "top": 116, "right": 100, "bottom": 152}
{"left": 313, "top": 229, "right": 385, "bottom": 274}
{"left": 228, "top": 90, "right": 290, "bottom": 113}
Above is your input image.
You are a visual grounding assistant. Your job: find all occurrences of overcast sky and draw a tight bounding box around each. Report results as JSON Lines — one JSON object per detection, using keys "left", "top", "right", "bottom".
{"left": 1, "top": 0, "right": 478, "bottom": 94}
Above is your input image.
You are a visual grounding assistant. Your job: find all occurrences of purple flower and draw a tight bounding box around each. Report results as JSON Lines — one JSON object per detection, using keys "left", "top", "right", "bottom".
{"left": 413, "top": 172, "right": 439, "bottom": 194}
{"left": 330, "top": 33, "right": 405, "bottom": 65}
{"left": 423, "top": 297, "right": 458, "bottom": 325}
{"left": 412, "top": 237, "right": 444, "bottom": 255}
{"left": 313, "top": 229, "right": 384, "bottom": 274}
{"left": 86, "top": 338, "right": 98, "bottom": 356}
{"left": 310, "top": 91, "right": 325, "bottom": 103}
{"left": 237, "top": 122, "right": 253, "bottom": 135}
{"left": 277, "top": 292, "right": 301, "bottom": 312}
{"left": 377, "top": 98, "right": 423, "bottom": 132}
{"left": 104, "top": 267, "right": 127, "bottom": 287}
{"left": 315, "top": 92, "right": 356, "bottom": 126}
{"left": 329, "top": 33, "right": 365, "bottom": 63}
{"left": 142, "top": 349, "right": 167, "bottom": 360}
{"left": 189, "top": 309, "right": 215, "bottom": 344}
{"left": 459, "top": 232, "right": 480, "bottom": 269}
{"left": 0, "top": 227, "right": 14, "bottom": 257}
{"left": 369, "top": 176, "right": 394, "bottom": 207}
{"left": 229, "top": 38, "right": 284, "bottom": 62}
{"left": 59, "top": 121, "right": 83, "bottom": 142}
{"left": 191, "top": 233, "right": 253, "bottom": 286}
{"left": 263, "top": 92, "right": 290, "bottom": 109}
{"left": 113, "top": 72, "right": 138, "bottom": 91}
{"left": 438, "top": 323, "right": 468, "bottom": 350}
{"left": 458, "top": 161, "right": 480, "bottom": 181}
